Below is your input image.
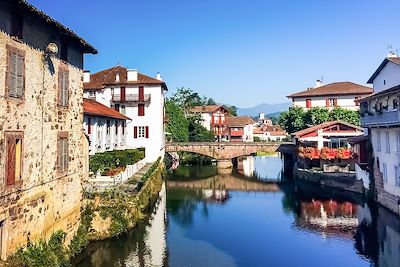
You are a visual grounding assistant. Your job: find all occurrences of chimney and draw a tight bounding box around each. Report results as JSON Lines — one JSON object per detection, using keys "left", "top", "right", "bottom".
{"left": 156, "top": 72, "right": 162, "bottom": 81}
{"left": 387, "top": 51, "right": 397, "bottom": 58}
{"left": 115, "top": 71, "right": 120, "bottom": 82}
{"left": 83, "top": 70, "right": 90, "bottom": 83}
{"left": 127, "top": 69, "right": 138, "bottom": 81}
{"left": 259, "top": 112, "right": 265, "bottom": 120}
{"left": 315, "top": 79, "right": 323, "bottom": 88}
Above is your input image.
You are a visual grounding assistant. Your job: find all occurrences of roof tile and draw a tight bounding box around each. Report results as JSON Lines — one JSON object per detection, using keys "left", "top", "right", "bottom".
{"left": 288, "top": 82, "right": 372, "bottom": 98}
{"left": 83, "top": 98, "right": 131, "bottom": 120}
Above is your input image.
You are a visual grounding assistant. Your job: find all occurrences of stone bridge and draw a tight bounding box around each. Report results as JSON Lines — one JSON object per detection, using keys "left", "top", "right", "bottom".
{"left": 165, "top": 142, "right": 292, "bottom": 171}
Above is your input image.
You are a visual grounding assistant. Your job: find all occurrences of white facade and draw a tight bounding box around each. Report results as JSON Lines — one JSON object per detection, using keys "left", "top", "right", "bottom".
{"left": 243, "top": 124, "right": 254, "bottom": 142}
{"left": 372, "top": 61, "right": 400, "bottom": 93}
{"left": 200, "top": 112, "right": 212, "bottom": 131}
{"left": 292, "top": 95, "right": 361, "bottom": 111}
{"left": 83, "top": 115, "right": 127, "bottom": 155}
{"left": 254, "top": 132, "right": 286, "bottom": 142}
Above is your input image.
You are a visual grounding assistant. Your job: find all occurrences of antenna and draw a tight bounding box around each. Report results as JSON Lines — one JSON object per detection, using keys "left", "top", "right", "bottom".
{"left": 321, "top": 76, "right": 324, "bottom": 83}
{"left": 387, "top": 44, "right": 393, "bottom": 51}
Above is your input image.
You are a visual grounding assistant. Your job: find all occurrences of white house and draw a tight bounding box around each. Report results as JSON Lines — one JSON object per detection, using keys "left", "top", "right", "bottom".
{"left": 190, "top": 105, "right": 228, "bottom": 140}
{"left": 83, "top": 66, "right": 167, "bottom": 162}
{"left": 360, "top": 53, "right": 400, "bottom": 215}
{"left": 253, "top": 125, "right": 287, "bottom": 142}
{"left": 83, "top": 98, "right": 130, "bottom": 155}
{"left": 288, "top": 81, "right": 373, "bottom": 111}
{"left": 226, "top": 116, "right": 254, "bottom": 142}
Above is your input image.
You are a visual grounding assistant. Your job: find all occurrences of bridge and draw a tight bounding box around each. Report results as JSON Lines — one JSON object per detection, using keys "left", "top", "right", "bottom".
{"left": 165, "top": 142, "right": 294, "bottom": 172}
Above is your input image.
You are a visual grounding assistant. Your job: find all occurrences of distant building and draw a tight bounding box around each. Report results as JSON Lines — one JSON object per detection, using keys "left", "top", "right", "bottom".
{"left": 288, "top": 81, "right": 373, "bottom": 111}
{"left": 190, "top": 105, "right": 228, "bottom": 139}
{"left": 226, "top": 116, "right": 254, "bottom": 142}
{"left": 0, "top": 0, "right": 96, "bottom": 259}
{"left": 257, "top": 112, "right": 273, "bottom": 126}
{"left": 253, "top": 125, "right": 287, "bottom": 142}
{"left": 83, "top": 99, "right": 130, "bottom": 155}
{"left": 83, "top": 66, "right": 167, "bottom": 162}
{"left": 360, "top": 53, "right": 400, "bottom": 215}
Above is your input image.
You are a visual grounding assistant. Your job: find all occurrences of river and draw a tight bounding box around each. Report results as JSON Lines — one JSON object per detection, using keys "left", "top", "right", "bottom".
{"left": 73, "top": 155, "right": 400, "bottom": 267}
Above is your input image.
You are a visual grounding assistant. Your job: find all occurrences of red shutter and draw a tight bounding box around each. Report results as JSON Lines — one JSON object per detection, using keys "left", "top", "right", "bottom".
{"left": 121, "top": 87, "right": 126, "bottom": 102}
{"left": 334, "top": 98, "right": 338, "bottom": 106}
{"left": 138, "top": 104, "right": 145, "bottom": 116}
{"left": 139, "top": 86, "right": 144, "bottom": 101}
{"left": 145, "top": 126, "right": 149, "bottom": 138}
{"left": 134, "top": 126, "right": 138, "bottom": 138}
{"left": 6, "top": 135, "right": 16, "bottom": 186}
{"left": 326, "top": 99, "right": 330, "bottom": 107}
{"left": 88, "top": 118, "right": 91, "bottom": 134}
{"left": 306, "top": 99, "right": 311, "bottom": 108}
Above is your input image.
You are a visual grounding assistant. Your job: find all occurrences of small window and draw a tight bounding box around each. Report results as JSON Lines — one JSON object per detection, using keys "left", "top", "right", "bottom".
{"left": 383, "top": 163, "right": 388, "bottom": 182}
{"left": 115, "top": 120, "right": 118, "bottom": 135}
{"left": 5, "top": 132, "right": 23, "bottom": 186}
{"left": 384, "top": 80, "right": 386, "bottom": 85}
{"left": 385, "top": 132, "right": 390, "bottom": 154}
{"left": 122, "top": 121, "right": 125, "bottom": 135}
{"left": 395, "top": 166, "right": 400, "bottom": 187}
{"left": 58, "top": 67, "right": 69, "bottom": 107}
{"left": 393, "top": 98, "right": 399, "bottom": 110}
{"left": 6, "top": 46, "right": 25, "bottom": 99}
{"left": 87, "top": 117, "right": 91, "bottom": 135}
{"left": 138, "top": 126, "right": 145, "bottom": 138}
{"left": 106, "top": 120, "right": 111, "bottom": 135}
{"left": 121, "top": 105, "right": 126, "bottom": 114}
{"left": 57, "top": 133, "right": 69, "bottom": 173}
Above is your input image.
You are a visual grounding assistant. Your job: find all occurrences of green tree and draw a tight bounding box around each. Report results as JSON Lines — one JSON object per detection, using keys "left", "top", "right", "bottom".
{"left": 279, "top": 107, "right": 306, "bottom": 134}
{"left": 226, "top": 105, "right": 238, "bottom": 116}
{"left": 170, "top": 87, "right": 203, "bottom": 116}
{"left": 165, "top": 99, "right": 189, "bottom": 142}
{"left": 188, "top": 117, "right": 214, "bottom": 142}
{"left": 329, "top": 107, "right": 360, "bottom": 126}
{"left": 304, "top": 107, "right": 330, "bottom": 126}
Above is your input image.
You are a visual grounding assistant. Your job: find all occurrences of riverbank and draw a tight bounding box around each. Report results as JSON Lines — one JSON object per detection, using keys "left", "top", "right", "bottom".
{"left": 4, "top": 159, "right": 164, "bottom": 267}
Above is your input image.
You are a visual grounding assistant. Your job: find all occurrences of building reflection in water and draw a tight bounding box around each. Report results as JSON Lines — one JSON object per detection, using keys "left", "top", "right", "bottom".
{"left": 236, "top": 155, "right": 284, "bottom": 181}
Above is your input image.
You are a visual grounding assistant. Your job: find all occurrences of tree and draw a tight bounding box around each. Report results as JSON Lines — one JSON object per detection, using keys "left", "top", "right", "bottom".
{"left": 188, "top": 117, "right": 214, "bottom": 142}
{"left": 170, "top": 87, "right": 203, "bottom": 116}
{"left": 165, "top": 99, "right": 189, "bottom": 142}
{"left": 279, "top": 107, "right": 306, "bottom": 134}
{"left": 304, "top": 107, "right": 330, "bottom": 126}
{"left": 329, "top": 107, "right": 360, "bottom": 126}
{"left": 226, "top": 105, "right": 237, "bottom": 116}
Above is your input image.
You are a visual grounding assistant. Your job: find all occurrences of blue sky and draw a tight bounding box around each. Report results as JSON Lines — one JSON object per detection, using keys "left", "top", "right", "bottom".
{"left": 30, "top": 0, "right": 400, "bottom": 107}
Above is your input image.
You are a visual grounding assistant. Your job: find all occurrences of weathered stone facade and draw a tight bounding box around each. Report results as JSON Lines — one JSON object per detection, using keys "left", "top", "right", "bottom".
{"left": 0, "top": 31, "right": 87, "bottom": 260}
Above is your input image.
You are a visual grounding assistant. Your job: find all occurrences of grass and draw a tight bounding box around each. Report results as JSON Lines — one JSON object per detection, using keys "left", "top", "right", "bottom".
{"left": 256, "top": 151, "right": 279, "bottom": 156}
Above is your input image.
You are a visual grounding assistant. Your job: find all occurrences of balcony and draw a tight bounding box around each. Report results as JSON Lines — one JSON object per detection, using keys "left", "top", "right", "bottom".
{"left": 361, "top": 110, "right": 400, "bottom": 127}
{"left": 112, "top": 94, "right": 151, "bottom": 103}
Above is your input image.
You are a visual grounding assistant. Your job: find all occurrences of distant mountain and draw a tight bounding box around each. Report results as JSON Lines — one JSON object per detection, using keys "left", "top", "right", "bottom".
{"left": 237, "top": 102, "right": 291, "bottom": 117}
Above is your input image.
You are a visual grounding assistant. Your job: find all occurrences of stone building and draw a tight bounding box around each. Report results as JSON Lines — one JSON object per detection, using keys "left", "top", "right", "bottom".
{"left": 0, "top": 0, "right": 96, "bottom": 260}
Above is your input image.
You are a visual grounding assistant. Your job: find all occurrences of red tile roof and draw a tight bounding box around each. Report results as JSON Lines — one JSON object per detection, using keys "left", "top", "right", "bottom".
{"left": 254, "top": 125, "right": 287, "bottom": 136}
{"left": 83, "top": 66, "right": 167, "bottom": 90}
{"left": 226, "top": 116, "right": 254, "bottom": 127}
{"left": 292, "top": 120, "right": 362, "bottom": 138}
{"left": 287, "top": 82, "right": 373, "bottom": 98}
{"left": 190, "top": 105, "right": 226, "bottom": 113}
{"left": 83, "top": 98, "right": 131, "bottom": 120}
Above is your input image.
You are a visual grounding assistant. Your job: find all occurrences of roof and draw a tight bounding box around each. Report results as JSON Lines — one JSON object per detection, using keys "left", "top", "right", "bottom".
{"left": 83, "top": 99, "right": 131, "bottom": 120}
{"left": 287, "top": 82, "right": 373, "bottom": 98}
{"left": 254, "top": 125, "right": 287, "bottom": 136}
{"left": 83, "top": 66, "right": 167, "bottom": 90}
{"left": 226, "top": 116, "right": 254, "bottom": 127}
{"left": 15, "top": 0, "right": 97, "bottom": 54}
{"left": 359, "top": 84, "right": 400, "bottom": 102}
{"left": 367, "top": 57, "right": 400, "bottom": 84}
{"left": 292, "top": 120, "right": 362, "bottom": 138}
{"left": 190, "top": 105, "right": 226, "bottom": 113}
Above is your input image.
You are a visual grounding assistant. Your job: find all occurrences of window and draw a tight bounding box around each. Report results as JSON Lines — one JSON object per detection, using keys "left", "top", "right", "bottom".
{"left": 57, "top": 133, "right": 69, "bottom": 173}
{"left": 306, "top": 99, "right": 312, "bottom": 108}
{"left": 383, "top": 163, "right": 388, "bottom": 182}
{"left": 138, "top": 126, "right": 145, "bottom": 138}
{"left": 384, "top": 80, "right": 386, "bottom": 85}
{"left": 115, "top": 120, "right": 118, "bottom": 135}
{"left": 395, "top": 166, "right": 400, "bottom": 186}
{"left": 114, "top": 104, "right": 120, "bottom": 112}
{"left": 10, "top": 8, "right": 23, "bottom": 39}
{"left": 106, "top": 120, "right": 111, "bottom": 135}
{"left": 121, "top": 105, "right": 126, "bottom": 114}
{"left": 138, "top": 104, "right": 145, "bottom": 116}
{"left": 122, "top": 121, "right": 125, "bottom": 135}
{"left": 134, "top": 126, "right": 149, "bottom": 138}
{"left": 393, "top": 98, "right": 399, "bottom": 110}
{"left": 120, "top": 87, "right": 126, "bottom": 102}
{"left": 58, "top": 67, "right": 69, "bottom": 106}
{"left": 377, "top": 131, "right": 381, "bottom": 151}
{"left": 87, "top": 117, "right": 91, "bottom": 135}
{"left": 6, "top": 45, "right": 25, "bottom": 99}
{"left": 139, "top": 86, "right": 144, "bottom": 101}
{"left": 329, "top": 98, "right": 337, "bottom": 107}
{"left": 97, "top": 125, "right": 102, "bottom": 140}
{"left": 385, "top": 132, "right": 390, "bottom": 154}
{"left": 5, "top": 132, "right": 23, "bottom": 186}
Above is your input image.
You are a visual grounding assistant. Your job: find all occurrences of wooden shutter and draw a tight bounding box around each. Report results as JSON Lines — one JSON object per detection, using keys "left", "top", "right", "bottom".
{"left": 121, "top": 87, "right": 126, "bottom": 102}
{"left": 9, "top": 52, "right": 17, "bottom": 97}
{"left": 115, "top": 120, "right": 118, "bottom": 135}
{"left": 145, "top": 126, "right": 149, "bottom": 138}
{"left": 334, "top": 98, "right": 338, "bottom": 106}
{"left": 138, "top": 104, "right": 145, "bottom": 116}
{"left": 6, "top": 135, "right": 16, "bottom": 186}
{"left": 16, "top": 53, "right": 24, "bottom": 97}
{"left": 134, "top": 126, "right": 138, "bottom": 138}
{"left": 64, "top": 70, "right": 69, "bottom": 106}
{"left": 306, "top": 99, "right": 311, "bottom": 108}
{"left": 326, "top": 98, "right": 330, "bottom": 107}
{"left": 139, "top": 86, "right": 144, "bottom": 101}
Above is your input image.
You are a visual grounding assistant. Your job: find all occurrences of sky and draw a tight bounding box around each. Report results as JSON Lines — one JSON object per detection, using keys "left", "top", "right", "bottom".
{"left": 29, "top": 0, "right": 400, "bottom": 107}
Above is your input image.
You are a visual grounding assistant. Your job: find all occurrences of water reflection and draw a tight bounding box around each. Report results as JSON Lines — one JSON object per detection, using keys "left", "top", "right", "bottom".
{"left": 236, "top": 155, "right": 284, "bottom": 181}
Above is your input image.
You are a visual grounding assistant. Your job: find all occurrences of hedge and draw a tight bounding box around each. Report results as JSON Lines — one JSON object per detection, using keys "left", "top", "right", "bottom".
{"left": 89, "top": 149, "right": 145, "bottom": 174}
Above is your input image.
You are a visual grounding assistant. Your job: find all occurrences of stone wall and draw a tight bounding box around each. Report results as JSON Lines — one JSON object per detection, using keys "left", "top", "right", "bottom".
{"left": 0, "top": 32, "right": 87, "bottom": 260}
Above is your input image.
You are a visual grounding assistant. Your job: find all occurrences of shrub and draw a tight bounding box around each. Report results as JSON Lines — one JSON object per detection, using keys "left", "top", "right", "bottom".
{"left": 253, "top": 136, "right": 261, "bottom": 142}
{"left": 89, "top": 149, "right": 145, "bottom": 174}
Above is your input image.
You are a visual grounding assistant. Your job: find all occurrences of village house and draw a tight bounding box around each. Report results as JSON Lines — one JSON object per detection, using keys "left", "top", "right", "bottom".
{"left": 288, "top": 81, "right": 373, "bottom": 110}
{"left": 253, "top": 125, "right": 287, "bottom": 142}
{"left": 83, "top": 98, "right": 130, "bottom": 155}
{"left": 0, "top": 0, "right": 96, "bottom": 260}
{"left": 190, "top": 105, "right": 228, "bottom": 140}
{"left": 360, "top": 52, "right": 400, "bottom": 215}
{"left": 226, "top": 116, "right": 254, "bottom": 142}
{"left": 83, "top": 66, "right": 167, "bottom": 163}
